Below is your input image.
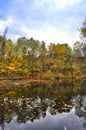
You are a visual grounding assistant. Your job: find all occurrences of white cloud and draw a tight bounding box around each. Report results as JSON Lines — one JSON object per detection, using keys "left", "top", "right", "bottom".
{"left": 0, "top": 16, "right": 14, "bottom": 32}
{"left": 7, "top": 34, "right": 22, "bottom": 43}
{"left": 35, "top": 0, "right": 49, "bottom": 7}
{"left": 20, "top": 26, "right": 79, "bottom": 48}
{"left": 0, "top": 0, "right": 82, "bottom": 48}
{"left": 35, "top": 0, "right": 83, "bottom": 9}
{"left": 54, "top": 0, "right": 83, "bottom": 8}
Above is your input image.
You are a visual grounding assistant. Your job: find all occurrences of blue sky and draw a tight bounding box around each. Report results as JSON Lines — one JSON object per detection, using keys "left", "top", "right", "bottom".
{"left": 0, "top": 0, "right": 86, "bottom": 48}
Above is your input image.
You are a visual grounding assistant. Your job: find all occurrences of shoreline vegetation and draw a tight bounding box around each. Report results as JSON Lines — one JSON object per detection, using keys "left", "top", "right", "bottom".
{"left": 0, "top": 18, "right": 86, "bottom": 89}
{"left": 0, "top": 70, "right": 83, "bottom": 89}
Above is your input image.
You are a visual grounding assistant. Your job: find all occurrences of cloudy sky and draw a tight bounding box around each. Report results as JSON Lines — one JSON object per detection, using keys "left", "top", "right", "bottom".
{"left": 0, "top": 0, "right": 86, "bottom": 48}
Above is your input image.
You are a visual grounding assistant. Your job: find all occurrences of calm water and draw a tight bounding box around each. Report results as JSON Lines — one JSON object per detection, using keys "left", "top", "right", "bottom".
{"left": 0, "top": 80, "right": 86, "bottom": 130}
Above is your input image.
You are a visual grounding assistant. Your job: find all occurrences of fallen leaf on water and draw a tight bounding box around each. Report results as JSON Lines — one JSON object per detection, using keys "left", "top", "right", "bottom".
{"left": 64, "top": 125, "right": 67, "bottom": 130}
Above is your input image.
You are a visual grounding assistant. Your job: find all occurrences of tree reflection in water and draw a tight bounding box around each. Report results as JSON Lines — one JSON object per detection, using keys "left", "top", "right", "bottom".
{"left": 73, "top": 95, "right": 86, "bottom": 129}
{"left": 0, "top": 98, "right": 4, "bottom": 130}
{"left": 0, "top": 80, "right": 86, "bottom": 130}
{"left": 0, "top": 96, "right": 72, "bottom": 124}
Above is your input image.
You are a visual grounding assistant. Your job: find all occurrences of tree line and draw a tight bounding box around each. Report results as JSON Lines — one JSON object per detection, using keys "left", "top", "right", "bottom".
{"left": 0, "top": 18, "right": 86, "bottom": 80}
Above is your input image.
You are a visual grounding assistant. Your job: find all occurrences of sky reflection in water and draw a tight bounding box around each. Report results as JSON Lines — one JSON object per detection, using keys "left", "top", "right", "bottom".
{"left": 0, "top": 81, "right": 86, "bottom": 130}
{"left": 4, "top": 107, "right": 85, "bottom": 130}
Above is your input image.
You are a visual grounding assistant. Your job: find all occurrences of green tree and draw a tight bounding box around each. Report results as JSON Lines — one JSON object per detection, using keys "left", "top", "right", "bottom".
{"left": 80, "top": 17, "right": 86, "bottom": 42}
{"left": 15, "top": 37, "right": 27, "bottom": 57}
{"left": 73, "top": 41, "right": 83, "bottom": 57}
{"left": 39, "top": 41, "right": 47, "bottom": 72}
{"left": 5, "top": 39, "right": 15, "bottom": 57}
{"left": 0, "top": 28, "right": 8, "bottom": 61}
{"left": 0, "top": 36, "right": 6, "bottom": 61}
{"left": 27, "top": 38, "right": 39, "bottom": 58}
{"left": 26, "top": 38, "right": 40, "bottom": 75}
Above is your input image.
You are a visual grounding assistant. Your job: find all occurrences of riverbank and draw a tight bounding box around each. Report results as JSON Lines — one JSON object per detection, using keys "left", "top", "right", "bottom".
{"left": 0, "top": 69, "right": 83, "bottom": 89}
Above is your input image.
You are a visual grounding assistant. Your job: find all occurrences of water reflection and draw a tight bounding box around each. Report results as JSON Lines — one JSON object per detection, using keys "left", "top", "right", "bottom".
{"left": 0, "top": 80, "right": 86, "bottom": 130}
{"left": 73, "top": 95, "right": 86, "bottom": 129}
{"left": 0, "top": 99, "right": 4, "bottom": 130}
{"left": 0, "top": 96, "right": 72, "bottom": 124}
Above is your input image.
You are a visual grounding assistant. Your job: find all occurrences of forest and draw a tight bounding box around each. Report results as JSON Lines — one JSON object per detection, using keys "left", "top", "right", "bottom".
{"left": 0, "top": 18, "right": 86, "bottom": 82}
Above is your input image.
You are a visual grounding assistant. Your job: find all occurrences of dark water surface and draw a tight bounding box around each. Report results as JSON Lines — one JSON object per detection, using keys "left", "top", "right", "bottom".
{"left": 0, "top": 81, "right": 86, "bottom": 130}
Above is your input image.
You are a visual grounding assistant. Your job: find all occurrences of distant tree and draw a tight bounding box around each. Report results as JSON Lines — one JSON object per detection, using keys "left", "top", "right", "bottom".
{"left": 73, "top": 41, "right": 83, "bottom": 57}
{"left": 27, "top": 38, "right": 39, "bottom": 58}
{"left": 39, "top": 41, "right": 47, "bottom": 72}
{"left": 0, "top": 28, "right": 8, "bottom": 61}
{"left": 79, "top": 18, "right": 86, "bottom": 56}
{"left": 80, "top": 17, "right": 86, "bottom": 43}
{"left": 15, "top": 37, "right": 27, "bottom": 57}
{"left": 39, "top": 41, "right": 47, "bottom": 57}
{"left": 48, "top": 43, "right": 71, "bottom": 58}
{"left": 5, "top": 39, "right": 15, "bottom": 57}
